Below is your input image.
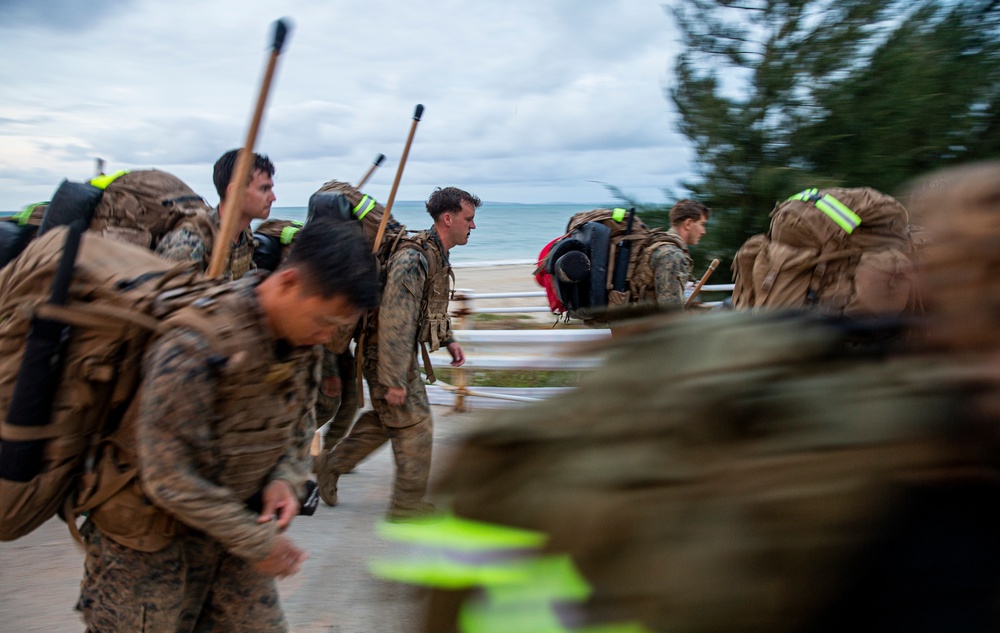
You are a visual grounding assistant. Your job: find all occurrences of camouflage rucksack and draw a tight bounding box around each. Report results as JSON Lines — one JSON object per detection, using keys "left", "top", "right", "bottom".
{"left": 252, "top": 180, "right": 406, "bottom": 353}
{"left": 375, "top": 310, "right": 998, "bottom": 632}
{"left": 732, "top": 187, "right": 918, "bottom": 316}
{"left": 538, "top": 208, "right": 686, "bottom": 321}
{"left": 2, "top": 169, "right": 217, "bottom": 272}
{"left": 0, "top": 224, "right": 213, "bottom": 542}
{"left": 86, "top": 169, "right": 217, "bottom": 252}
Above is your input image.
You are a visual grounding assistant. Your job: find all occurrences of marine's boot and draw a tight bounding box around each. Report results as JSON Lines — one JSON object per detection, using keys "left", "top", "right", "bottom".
{"left": 314, "top": 450, "right": 340, "bottom": 507}
{"left": 387, "top": 500, "right": 437, "bottom": 522}
{"left": 317, "top": 468, "right": 339, "bottom": 507}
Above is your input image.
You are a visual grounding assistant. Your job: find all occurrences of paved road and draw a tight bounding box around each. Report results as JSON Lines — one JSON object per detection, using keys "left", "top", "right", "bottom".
{"left": 0, "top": 405, "right": 490, "bottom": 633}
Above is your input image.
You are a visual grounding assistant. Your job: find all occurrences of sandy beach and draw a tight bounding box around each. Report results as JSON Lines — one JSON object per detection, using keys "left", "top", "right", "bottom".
{"left": 451, "top": 261, "right": 553, "bottom": 322}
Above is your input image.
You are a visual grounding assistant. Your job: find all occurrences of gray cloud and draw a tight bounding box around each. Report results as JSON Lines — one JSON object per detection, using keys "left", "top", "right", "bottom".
{"left": 0, "top": 0, "right": 690, "bottom": 210}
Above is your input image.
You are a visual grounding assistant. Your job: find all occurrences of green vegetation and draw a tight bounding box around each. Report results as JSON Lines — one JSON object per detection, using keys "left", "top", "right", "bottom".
{"left": 434, "top": 368, "right": 583, "bottom": 389}
{"left": 620, "top": 0, "right": 1000, "bottom": 273}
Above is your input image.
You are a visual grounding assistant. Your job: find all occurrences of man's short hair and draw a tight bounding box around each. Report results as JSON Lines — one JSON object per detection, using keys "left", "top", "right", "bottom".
{"left": 213, "top": 149, "right": 276, "bottom": 201}
{"left": 426, "top": 187, "right": 482, "bottom": 221}
{"left": 670, "top": 199, "right": 711, "bottom": 226}
{"left": 282, "top": 219, "right": 378, "bottom": 310}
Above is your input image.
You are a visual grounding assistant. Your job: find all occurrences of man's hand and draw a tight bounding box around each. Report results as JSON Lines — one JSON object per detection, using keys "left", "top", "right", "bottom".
{"left": 386, "top": 386, "right": 406, "bottom": 406}
{"left": 321, "top": 375, "right": 342, "bottom": 398}
{"left": 257, "top": 479, "right": 299, "bottom": 532}
{"left": 252, "top": 535, "right": 309, "bottom": 578}
{"left": 447, "top": 342, "right": 466, "bottom": 367}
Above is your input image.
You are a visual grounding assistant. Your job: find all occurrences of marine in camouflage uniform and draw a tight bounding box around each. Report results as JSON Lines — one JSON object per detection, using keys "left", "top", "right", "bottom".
{"left": 375, "top": 164, "right": 1000, "bottom": 632}
{"left": 156, "top": 206, "right": 257, "bottom": 279}
{"left": 155, "top": 149, "right": 276, "bottom": 280}
{"left": 77, "top": 221, "right": 379, "bottom": 633}
{"left": 646, "top": 226, "right": 693, "bottom": 311}
{"left": 316, "top": 187, "right": 481, "bottom": 519}
{"left": 647, "top": 199, "right": 709, "bottom": 311}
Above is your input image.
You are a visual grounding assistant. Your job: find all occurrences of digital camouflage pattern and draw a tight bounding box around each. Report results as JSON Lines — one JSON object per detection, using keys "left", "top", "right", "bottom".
{"left": 646, "top": 227, "right": 692, "bottom": 310}
{"left": 155, "top": 207, "right": 256, "bottom": 280}
{"left": 79, "top": 525, "right": 287, "bottom": 633}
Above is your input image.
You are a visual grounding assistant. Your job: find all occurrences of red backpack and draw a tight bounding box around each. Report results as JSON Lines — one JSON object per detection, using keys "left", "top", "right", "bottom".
{"left": 533, "top": 235, "right": 567, "bottom": 314}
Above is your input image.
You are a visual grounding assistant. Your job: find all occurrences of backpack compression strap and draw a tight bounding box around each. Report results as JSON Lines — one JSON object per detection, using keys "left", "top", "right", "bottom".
{"left": 788, "top": 189, "right": 862, "bottom": 234}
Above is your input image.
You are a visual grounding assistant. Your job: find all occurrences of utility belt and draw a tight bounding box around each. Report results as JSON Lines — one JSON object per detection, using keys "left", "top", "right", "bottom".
{"left": 86, "top": 478, "right": 319, "bottom": 553}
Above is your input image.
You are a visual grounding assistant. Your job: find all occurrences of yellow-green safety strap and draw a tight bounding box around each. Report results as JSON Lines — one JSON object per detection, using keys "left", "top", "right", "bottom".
{"left": 89, "top": 169, "right": 130, "bottom": 190}
{"left": 371, "top": 513, "right": 548, "bottom": 589}
{"left": 373, "top": 512, "right": 653, "bottom": 633}
{"left": 280, "top": 223, "right": 303, "bottom": 245}
{"left": 353, "top": 195, "right": 377, "bottom": 220}
{"left": 612, "top": 208, "right": 627, "bottom": 223}
{"left": 13, "top": 202, "right": 47, "bottom": 225}
{"left": 376, "top": 512, "right": 547, "bottom": 550}
{"left": 787, "top": 189, "right": 862, "bottom": 234}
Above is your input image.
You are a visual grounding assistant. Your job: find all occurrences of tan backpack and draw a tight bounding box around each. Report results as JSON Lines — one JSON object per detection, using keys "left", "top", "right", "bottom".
{"left": 86, "top": 169, "right": 217, "bottom": 251}
{"left": 732, "top": 187, "right": 918, "bottom": 316}
{"left": 0, "top": 225, "right": 212, "bottom": 542}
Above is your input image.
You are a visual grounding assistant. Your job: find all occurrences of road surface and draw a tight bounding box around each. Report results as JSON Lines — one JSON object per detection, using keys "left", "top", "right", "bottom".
{"left": 0, "top": 404, "right": 490, "bottom": 633}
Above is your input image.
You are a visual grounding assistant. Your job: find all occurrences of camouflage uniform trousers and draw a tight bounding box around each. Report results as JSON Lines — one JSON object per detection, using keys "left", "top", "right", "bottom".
{"left": 315, "top": 346, "right": 359, "bottom": 453}
{"left": 78, "top": 523, "right": 287, "bottom": 633}
{"left": 319, "top": 346, "right": 434, "bottom": 516}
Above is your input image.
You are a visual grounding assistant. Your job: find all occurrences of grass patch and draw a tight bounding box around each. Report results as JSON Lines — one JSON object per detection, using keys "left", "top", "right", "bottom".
{"left": 465, "top": 312, "right": 589, "bottom": 330}
{"left": 434, "top": 368, "right": 583, "bottom": 389}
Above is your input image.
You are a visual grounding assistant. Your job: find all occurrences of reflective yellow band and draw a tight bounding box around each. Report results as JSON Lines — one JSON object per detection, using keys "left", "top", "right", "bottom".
{"left": 280, "top": 223, "right": 302, "bottom": 245}
{"left": 787, "top": 188, "right": 820, "bottom": 203}
{"left": 485, "top": 555, "right": 590, "bottom": 602}
{"left": 353, "top": 195, "right": 377, "bottom": 220}
{"left": 370, "top": 555, "right": 533, "bottom": 590}
{"left": 815, "top": 194, "right": 861, "bottom": 234}
{"left": 459, "top": 599, "right": 569, "bottom": 633}
{"left": 787, "top": 189, "right": 861, "bottom": 234}
{"left": 376, "top": 512, "right": 547, "bottom": 551}
{"left": 14, "top": 202, "right": 47, "bottom": 225}
{"left": 89, "top": 169, "right": 130, "bottom": 190}
{"left": 612, "top": 208, "right": 627, "bottom": 223}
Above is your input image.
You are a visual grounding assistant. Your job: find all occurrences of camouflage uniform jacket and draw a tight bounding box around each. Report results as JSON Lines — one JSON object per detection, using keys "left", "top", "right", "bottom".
{"left": 127, "top": 274, "right": 319, "bottom": 561}
{"left": 370, "top": 227, "right": 453, "bottom": 390}
{"left": 154, "top": 206, "right": 256, "bottom": 280}
{"left": 646, "top": 227, "right": 692, "bottom": 310}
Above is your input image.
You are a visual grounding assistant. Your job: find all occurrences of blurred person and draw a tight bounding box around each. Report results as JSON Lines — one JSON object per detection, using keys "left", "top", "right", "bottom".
{"left": 648, "top": 198, "right": 710, "bottom": 310}
{"left": 156, "top": 148, "right": 276, "bottom": 279}
{"left": 78, "top": 221, "right": 378, "bottom": 633}
{"left": 375, "top": 163, "right": 1000, "bottom": 632}
{"left": 315, "top": 187, "right": 481, "bottom": 520}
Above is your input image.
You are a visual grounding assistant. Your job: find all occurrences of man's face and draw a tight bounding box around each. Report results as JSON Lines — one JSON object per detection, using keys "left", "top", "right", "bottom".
{"left": 278, "top": 290, "right": 362, "bottom": 347}
{"left": 680, "top": 216, "right": 707, "bottom": 246}
{"left": 445, "top": 200, "right": 477, "bottom": 248}
{"left": 241, "top": 169, "right": 275, "bottom": 221}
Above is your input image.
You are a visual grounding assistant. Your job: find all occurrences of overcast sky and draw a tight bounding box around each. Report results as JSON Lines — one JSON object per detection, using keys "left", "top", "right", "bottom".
{"left": 0, "top": 0, "right": 692, "bottom": 210}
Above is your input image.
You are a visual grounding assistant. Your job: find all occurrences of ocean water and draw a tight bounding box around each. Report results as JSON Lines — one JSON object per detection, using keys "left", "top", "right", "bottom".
{"left": 1, "top": 201, "right": 615, "bottom": 266}
{"left": 266, "top": 201, "right": 614, "bottom": 266}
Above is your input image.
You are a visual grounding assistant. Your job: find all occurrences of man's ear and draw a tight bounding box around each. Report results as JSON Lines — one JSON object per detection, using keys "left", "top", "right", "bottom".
{"left": 274, "top": 267, "right": 303, "bottom": 296}
{"left": 441, "top": 212, "right": 453, "bottom": 228}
